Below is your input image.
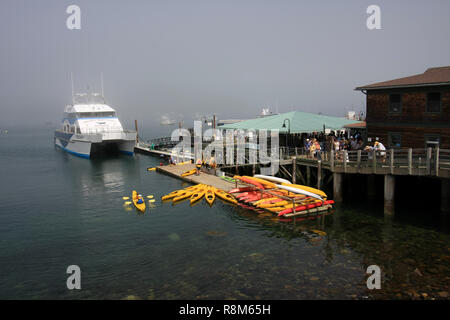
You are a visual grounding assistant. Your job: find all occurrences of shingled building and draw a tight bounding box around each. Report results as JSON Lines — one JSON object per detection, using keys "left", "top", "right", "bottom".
{"left": 355, "top": 66, "right": 450, "bottom": 149}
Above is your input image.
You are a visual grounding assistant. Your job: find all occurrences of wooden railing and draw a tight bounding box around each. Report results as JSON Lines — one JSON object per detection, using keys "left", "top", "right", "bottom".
{"left": 286, "top": 147, "right": 450, "bottom": 178}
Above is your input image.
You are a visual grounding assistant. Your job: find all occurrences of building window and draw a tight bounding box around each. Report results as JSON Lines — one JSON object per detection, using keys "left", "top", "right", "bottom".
{"left": 389, "top": 94, "right": 402, "bottom": 113}
{"left": 424, "top": 134, "right": 440, "bottom": 148}
{"left": 426, "top": 92, "right": 441, "bottom": 113}
{"left": 388, "top": 132, "right": 402, "bottom": 148}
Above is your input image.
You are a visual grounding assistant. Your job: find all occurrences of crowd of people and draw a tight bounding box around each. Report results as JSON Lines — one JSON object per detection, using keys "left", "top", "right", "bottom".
{"left": 300, "top": 130, "right": 390, "bottom": 164}
{"left": 303, "top": 131, "right": 365, "bottom": 159}
{"left": 166, "top": 130, "right": 387, "bottom": 167}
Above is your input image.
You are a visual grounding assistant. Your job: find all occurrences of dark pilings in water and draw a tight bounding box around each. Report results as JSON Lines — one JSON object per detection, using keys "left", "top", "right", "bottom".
{"left": 384, "top": 175, "right": 395, "bottom": 216}
{"left": 333, "top": 172, "right": 343, "bottom": 202}
{"left": 317, "top": 160, "right": 322, "bottom": 189}
{"left": 292, "top": 158, "right": 296, "bottom": 184}
{"left": 367, "top": 175, "right": 377, "bottom": 199}
{"left": 442, "top": 179, "right": 449, "bottom": 213}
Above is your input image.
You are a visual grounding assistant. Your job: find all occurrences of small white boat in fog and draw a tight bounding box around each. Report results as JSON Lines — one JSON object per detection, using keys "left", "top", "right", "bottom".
{"left": 54, "top": 92, "right": 136, "bottom": 159}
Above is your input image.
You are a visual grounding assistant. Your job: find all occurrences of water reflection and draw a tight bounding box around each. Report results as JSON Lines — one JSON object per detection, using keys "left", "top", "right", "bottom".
{"left": 1, "top": 127, "right": 449, "bottom": 300}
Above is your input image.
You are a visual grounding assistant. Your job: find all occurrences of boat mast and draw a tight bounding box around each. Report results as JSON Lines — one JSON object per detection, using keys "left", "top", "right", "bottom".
{"left": 71, "top": 72, "right": 75, "bottom": 105}
{"left": 101, "top": 72, "right": 104, "bottom": 98}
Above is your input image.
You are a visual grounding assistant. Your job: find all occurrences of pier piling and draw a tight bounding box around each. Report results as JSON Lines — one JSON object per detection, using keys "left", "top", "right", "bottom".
{"left": 306, "top": 166, "right": 311, "bottom": 186}
{"left": 442, "top": 179, "right": 449, "bottom": 212}
{"left": 384, "top": 175, "right": 395, "bottom": 216}
{"left": 333, "top": 173, "right": 343, "bottom": 202}
{"left": 367, "top": 175, "right": 377, "bottom": 199}
{"left": 317, "top": 160, "right": 322, "bottom": 189}
{"left": 292, "top": 158, "right": 296, "bottom": 184}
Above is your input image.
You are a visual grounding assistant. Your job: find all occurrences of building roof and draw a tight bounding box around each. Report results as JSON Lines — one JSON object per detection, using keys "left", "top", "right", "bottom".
{"left": 344, "top": 121, "right": 366, "bottom": 128}
{"left": 218, "top": 111, "right": 363, "bottom": 134}
{"left": 355, "top": 66, "right": 450, "bottom": 91}
{"left": 217, "top": 119, "right": 246, "bottom": 125}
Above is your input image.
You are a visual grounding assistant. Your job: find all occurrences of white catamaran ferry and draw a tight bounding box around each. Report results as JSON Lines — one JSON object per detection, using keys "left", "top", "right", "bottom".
{"left": 54, "top": 92, "right": 137, "bottom": 159}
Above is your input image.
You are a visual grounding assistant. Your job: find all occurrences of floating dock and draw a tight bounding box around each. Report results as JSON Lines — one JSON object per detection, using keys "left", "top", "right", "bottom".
{"left": 135, "top": 142, "right": 194, "bottom": 160}
{"left": 155, "top": 163, "right": 333, "bottom": 220}
{"left": 156, "top": 163, "right": 243, "bottom": 192}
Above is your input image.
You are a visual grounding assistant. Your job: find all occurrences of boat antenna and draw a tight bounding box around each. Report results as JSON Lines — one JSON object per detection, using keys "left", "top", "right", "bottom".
{"left": 70, "top": 72, "right": 75, "bottom": 104}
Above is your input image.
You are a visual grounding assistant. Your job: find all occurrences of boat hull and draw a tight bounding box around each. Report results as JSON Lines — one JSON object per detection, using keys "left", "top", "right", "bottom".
{"left": 54, "top": 130, "right": 136, "bottom": 159}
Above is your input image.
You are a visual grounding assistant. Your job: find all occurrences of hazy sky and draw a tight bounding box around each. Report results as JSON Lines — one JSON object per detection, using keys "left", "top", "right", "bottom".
{"left": 1, "top": 0, "right": 449, "bottom": 130}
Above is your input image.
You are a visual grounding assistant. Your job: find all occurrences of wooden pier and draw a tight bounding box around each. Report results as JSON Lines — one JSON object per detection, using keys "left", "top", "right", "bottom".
{"left": 136, "top": 133, "right": 450, "bottom": 217}
{"left": 156, "top": 163, "right": 241, "bottom": 192}
{"left": 135, "top": 143, "right": 194, "bottom": 160}
{"left": 275, "top": 147, "right": 450, "bottom": 215}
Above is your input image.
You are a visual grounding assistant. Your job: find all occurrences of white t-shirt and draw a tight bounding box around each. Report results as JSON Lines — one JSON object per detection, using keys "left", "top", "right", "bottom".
{"left": 376, "top": 142, "right": 386, "bottom": 151}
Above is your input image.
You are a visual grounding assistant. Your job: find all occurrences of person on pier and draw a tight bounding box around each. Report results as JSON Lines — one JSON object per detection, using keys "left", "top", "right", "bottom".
{"left": 374, "top": 141, "right": 387, "bottom": 162}
{"left": 195, "top": 158, "right": 202, "bottom": 175}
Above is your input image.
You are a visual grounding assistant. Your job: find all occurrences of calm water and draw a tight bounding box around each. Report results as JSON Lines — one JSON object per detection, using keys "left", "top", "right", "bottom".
{"left": 0, "top": 126, "right": 449, "bottom": 300}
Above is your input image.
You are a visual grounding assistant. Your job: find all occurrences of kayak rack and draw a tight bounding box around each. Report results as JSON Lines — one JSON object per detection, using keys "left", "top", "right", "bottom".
{"left": 233, "top": 180, "right": 333, "bottom": 219}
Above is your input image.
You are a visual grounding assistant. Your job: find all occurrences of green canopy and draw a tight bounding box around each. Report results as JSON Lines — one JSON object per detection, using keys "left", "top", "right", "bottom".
{"left": 219, "top": 111, "right": 362, "bottom": 134}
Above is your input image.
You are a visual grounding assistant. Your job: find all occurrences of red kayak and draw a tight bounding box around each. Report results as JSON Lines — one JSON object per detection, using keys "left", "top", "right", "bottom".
{"left": 278, "top": 200, "right": 335, "bottom": 216}
{"left": 234, "top": 176, "right": 265, "bottom": 189}
{"left": 241, "top": 193, "right": 274, "bottom": 203}
{"left": 235, "top": 191, "right": 258, "bottom": 199}
{"left": 229, "top": 187, "right": 255, "bottom": 194}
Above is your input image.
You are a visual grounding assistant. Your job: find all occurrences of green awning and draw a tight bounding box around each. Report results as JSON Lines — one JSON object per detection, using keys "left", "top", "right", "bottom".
{"left": 219, "top": 111, "right": 363, "bottom": 134}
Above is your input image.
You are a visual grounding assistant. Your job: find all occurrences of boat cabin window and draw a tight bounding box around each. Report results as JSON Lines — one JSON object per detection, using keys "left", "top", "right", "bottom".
{"left": 78, "top": 112, "right": 116, "bottom": 118}
{"left": 76, "top": 127, "right": 81, "bottom": 134}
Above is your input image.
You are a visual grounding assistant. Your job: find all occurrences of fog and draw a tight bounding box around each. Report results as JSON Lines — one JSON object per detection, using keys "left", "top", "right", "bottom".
{"left": 1, "top": 0, "right": 449, "bottom": 132}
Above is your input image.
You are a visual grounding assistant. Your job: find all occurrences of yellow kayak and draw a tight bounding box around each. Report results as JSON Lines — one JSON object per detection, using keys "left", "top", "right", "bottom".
{"left": 173, "top": 190, "right": 196, "bottom": 202}
{"left": 176, "top": 161, "right": 192, "bottom": 166}
{"left": 204, "top": 186, "right": 216, "bottom": 206}
{"left": 161, "top": 189, "right": 185, "bottom": 201}
{"left": 281, "top": 183, "right": 327, "bottom": 198}
{"left": 132, "top": 191, "right": 146, "bottom": 212}
{"left": 253, "top": 197, "right": 281, "bottom": 205}
{"left": 181, "top": 169, "right": 197, "bottom": 177}
{"left": 161, "top": 184, "right": 205, "bottom": 201}
{"left": 267, "top": 206, "right": 286, "bottom": 213}
{"left": 213, "top": 187, "right": 237, "bottom": 204}
{"left": 258, "top": 201, "right": 290, "bottom": 208}
{"left": 190, "top": 186, "right": 207, "bottom": 204}
{"left": 173, "top": 185, "right": 205, "bottom": 202}
{"left": 186, "top": 184, "right": 205, "bottom": 190}
{"left": 266, "top": 198, "right": 324, "bottom": 212}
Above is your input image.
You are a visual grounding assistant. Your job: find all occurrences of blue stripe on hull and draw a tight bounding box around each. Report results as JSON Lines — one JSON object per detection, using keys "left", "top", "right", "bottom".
{"left": 55, "top": 143, "right": 90, "bottom": 159}
{"left": 119, "top": 150, "right": 134, "bottom": 156}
